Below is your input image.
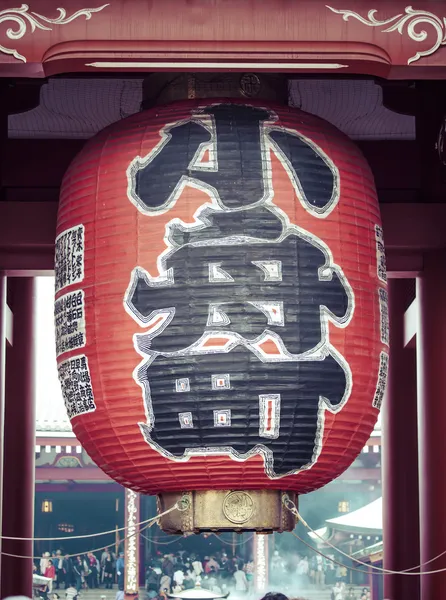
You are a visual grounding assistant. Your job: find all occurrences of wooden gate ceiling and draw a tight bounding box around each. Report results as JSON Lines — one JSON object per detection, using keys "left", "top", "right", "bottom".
{"left": 1, "top": 1, "right": 446, "bottom": 79}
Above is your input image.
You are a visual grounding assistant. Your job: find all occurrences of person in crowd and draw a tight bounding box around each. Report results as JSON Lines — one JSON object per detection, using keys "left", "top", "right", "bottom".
{"left": 65, "top": 583, "right": 78, "bottom": 600}
{"left": 259, "top": 593, "right": 289, "bottom": 600}
{"left": 72, "top": 556, "right": 84, "bottom": 592}
{"left": 332, "top": 581, "right": 345, "bottom": 600}
{"left": 101, "top": 547, "right": 110, "bottom": 585}
{"left": 233, "top": 563, "right": 248, "bottom": 593}
{"left": 159, "top": 574, "right": 171, "bottom": 595}
{"left": 325, "top": 556, "right": 336, "bottom": 585}
{"left": 162, "top": 555, "right": 174, "bottom": 578}
{"left": 103, "top": 550, "right": 115, "bottom": 589}
{"left": 116, "top": 552, "right": 125, "bottom": 591}
{"left": 145, "top": 565, "right": 160, "bottom": 597}
{"left": 101, "top": 547, "right": 110, "bottom": 565}
{"left": 183, "top": 570, "right": 195, "bottom": 590}
{"left": 101, "top": 547, "right": 116, "bottom": 586}
{"left": 191, "top": 555, "right": 203, "bottom": 578}
{"left": 81, "top": 555, "right": 91, "bottom": 590}
{"left": 173, "top": 565, "right": 184, "bottom": 588}
{"left": 44, "top": 560, "right": 57, "bottom": 594}
{"left": 63, "top": 554, "right": 73, "bottom": 589}
{"left": 41, "top": 552, "right": 51, "bottom": 576}
{"left": 243, "top": 557, "right": 254, "bottom": 589}
{"left": 184, "top": 562, "right": 196, "bottom": 583}
{"left": 87, "top": 552, "right": 99, "bottom": 588}
{"left": 206, "top": 569, "right": 221, "bottom": 594}
{"left": 159, "top": 587, "right": 169, "bottom": 600}
{"left": 219, "top": 553, "right": 233, "bottom": 583}
{"left": 346, "top": 587, "right": 356, "bottom": 599}
{"left": 314, "top": 555, "right": 325, "bottom": 588}
{"left": 205, "top": 556, "right": 219, "bottom": 574}
{"left": 55, "top": 551, "right": 64, "bottom": 590}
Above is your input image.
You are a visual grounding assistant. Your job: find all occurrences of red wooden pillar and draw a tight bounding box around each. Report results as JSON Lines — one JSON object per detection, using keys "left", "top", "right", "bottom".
{"left": 417, "top": 251, "right": 446, "bottom": 600}
{"left": 124, "top": 488, "right": 140, "bottom": 599}
{"left": 0, "top": 275, "right": 7, "bottom": 577}
{"left": 382, "top": 279, "right": 420, "bottom": 600}
{"left": 370, "top": 568, "right": 383, "bottom": 599}
{"left": 1, "top": 278, "right": 36, "bottom": 598}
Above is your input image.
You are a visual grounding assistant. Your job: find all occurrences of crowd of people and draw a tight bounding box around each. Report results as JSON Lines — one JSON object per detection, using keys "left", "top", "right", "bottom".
{"left": 144, "top": 550, "right": 254, "bottom": 597}
{"left": 144, "top": 550, "right": 371, "bottom": 600}
{"left": 35, "top": 548, "right": 124, "bottom": 597}
{"left": 34, "top": 547, "right": 371, "bottom": 600}
{"left": 269, "top": 549, "right": 371, "bottom": 598}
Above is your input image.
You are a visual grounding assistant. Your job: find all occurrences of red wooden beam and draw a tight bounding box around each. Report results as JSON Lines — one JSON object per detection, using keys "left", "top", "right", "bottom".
{"left": 2, "top": 202, "right": 444, "bottom": 275}
{"left": 386, "top": 252, "right": 423, "bottom": 279}
{"left": 1, "top": 0, "right": 446, "bottom": 79}
{"left": 380, "top": 204, "right": 446, "bottom": 251}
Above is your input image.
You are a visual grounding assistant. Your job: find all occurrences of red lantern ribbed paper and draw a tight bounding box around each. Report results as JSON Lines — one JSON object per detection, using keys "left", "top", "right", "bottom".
{"left": 55, "top": 100, "right": 387, "bottom": 494}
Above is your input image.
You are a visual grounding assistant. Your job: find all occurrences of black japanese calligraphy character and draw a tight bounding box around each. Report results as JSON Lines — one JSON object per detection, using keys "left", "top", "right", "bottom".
{"left": 139, "top": 346, "right": 346, "bottom": 476}
{"left": 58, "top": 356, "right": 95, "bottom": 419}
{"left": 132, "top": 104, "right": 336, "bottom": 213}
{"left": 128, "top": 103, "right": 351, "bottom": 473}
{"left": 171, "top": 205, "right": 283, "bottom": 246}
{"left": 128, "top": 228, "right": 349, "bottom": 356}
{"left": 134, "top": 105, "right": 270, "bottom": 211}
{"left": 268, "top": 129, "right": 336, "bottom": 211}
{"left": 55, "top": 227, "right": 84, "bottom": 292}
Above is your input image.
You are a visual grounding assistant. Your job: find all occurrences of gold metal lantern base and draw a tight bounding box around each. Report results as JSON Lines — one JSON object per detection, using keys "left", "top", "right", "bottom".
{"left": 157, "top": 490, "right": 297, "bottom": 534}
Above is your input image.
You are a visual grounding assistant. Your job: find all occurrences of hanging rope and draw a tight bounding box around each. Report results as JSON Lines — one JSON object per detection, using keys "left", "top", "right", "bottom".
{"left": 140, "top": 532, "right": 180, "bottom": 546}
{"left": 0, "top": 494, "right": 191, "bottom": 542}
{"left": 283, "top": 494, "right": 446, "bottom": 576}
{"left": 290, "top": 530, "right": 372, "bottom": 575}
{"left": 1, "top": 497, "right": 188, "bottom": 560}
{"left": 209, "top": 533, "right": 254, "bottom": 546}
{"left": 1, "top": 516, "right": 159, "bottom": 543}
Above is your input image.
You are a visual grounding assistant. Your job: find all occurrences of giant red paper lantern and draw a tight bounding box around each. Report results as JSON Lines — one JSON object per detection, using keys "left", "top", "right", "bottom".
{"left": 55, "top": 99, "right": 387, "bottom": 528}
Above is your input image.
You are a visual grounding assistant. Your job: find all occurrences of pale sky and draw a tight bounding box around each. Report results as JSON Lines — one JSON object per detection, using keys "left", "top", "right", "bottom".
{"left": 35, "top": 276, "right": 71, "bottom": 431}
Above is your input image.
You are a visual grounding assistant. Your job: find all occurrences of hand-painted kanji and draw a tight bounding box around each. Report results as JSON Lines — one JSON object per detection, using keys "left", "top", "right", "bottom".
{"left": 127, "top": 213, "right": 350, "bottom": 356}
{"left": 128, "top": 104, "right": 338, "bottom": 214}
{"left": 138, "top": 346, "right": 347, "bottom": 477}
{"left": 124, "top": 103, "right": 353, "bottom": 478}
